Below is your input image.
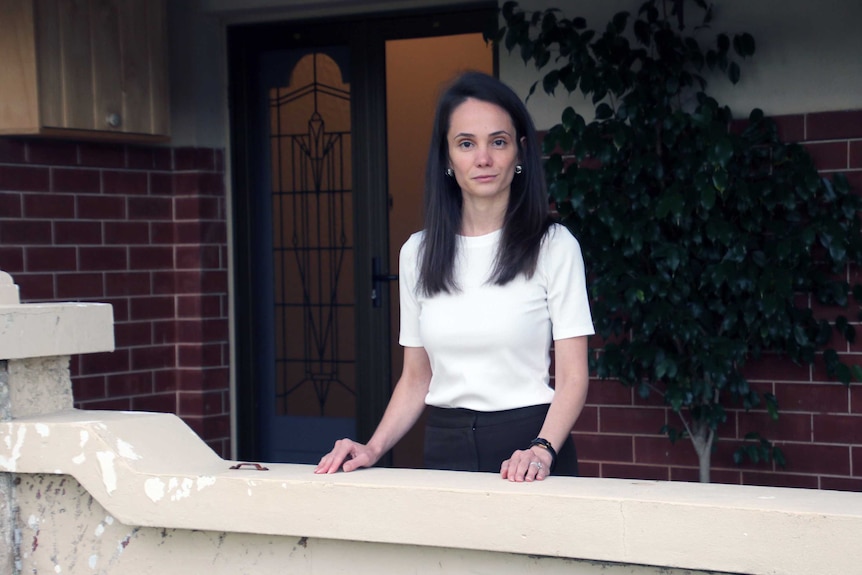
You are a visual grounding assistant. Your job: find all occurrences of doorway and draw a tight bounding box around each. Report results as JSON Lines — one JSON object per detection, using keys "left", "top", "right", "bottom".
{"left": 228, "top": 5, "right": 495, "bottom": 465}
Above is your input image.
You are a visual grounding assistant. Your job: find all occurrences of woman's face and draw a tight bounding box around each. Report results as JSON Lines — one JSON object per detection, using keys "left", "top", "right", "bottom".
{"left": 446, "top": 98, "right": 520, "bottom": 205}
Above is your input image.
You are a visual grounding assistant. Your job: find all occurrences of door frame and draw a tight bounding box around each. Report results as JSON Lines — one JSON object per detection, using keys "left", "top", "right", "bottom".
{"left": 227, "top": 3, "right": 498, "bottom": 462}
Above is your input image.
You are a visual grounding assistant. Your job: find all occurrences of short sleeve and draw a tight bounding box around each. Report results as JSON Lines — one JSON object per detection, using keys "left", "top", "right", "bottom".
{"left": 543, "top": 224, "right": 595, "bottom": 340}
{"left": 398, "top": 232, "right": 424, "bottom": 347}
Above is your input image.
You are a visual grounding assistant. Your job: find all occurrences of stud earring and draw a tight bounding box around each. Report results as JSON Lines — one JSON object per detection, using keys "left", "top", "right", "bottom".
{"left": 445, "top": 168, "right": 454, "bottom": 177}
{"left": 514, "top": 165, "right": 523, "bottom": 174}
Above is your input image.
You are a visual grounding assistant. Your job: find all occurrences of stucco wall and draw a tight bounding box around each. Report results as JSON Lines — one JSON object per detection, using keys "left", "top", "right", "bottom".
{"left": 169, "top": 0, "right": 862, "bottom": 147}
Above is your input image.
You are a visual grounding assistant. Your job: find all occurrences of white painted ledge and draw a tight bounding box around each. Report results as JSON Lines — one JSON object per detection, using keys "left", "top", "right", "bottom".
{"left": 0, "top": 303, "right": 114, "bottom": 360}
{"left": 2, "top": 409, "right": 861, "bottom": 575}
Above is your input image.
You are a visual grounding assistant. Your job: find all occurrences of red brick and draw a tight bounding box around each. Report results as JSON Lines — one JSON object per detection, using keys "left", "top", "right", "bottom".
{"left": 0, "top": 166, "right": 50, "bottom": 192}
{"left": 0, "top": 192, "right": 22, "bottom": 217}
{"left": 15, "top": 273, "right": 54, "bottom": 300}
{"left": 131, "top": 345, "right": 176, "bottom": 370}
{"left": 149, "top": 172, "right": 174, "bottom": 195}
{"left": 175, "top": 369, "right": 205, "bottom": 391}
{"left": 127, "top": 146, "right": 170, "bottom": 170}
{"left": 577, "top": 461, "right": 600, "bottom": 477}
{"left": 22, "top": 193, "right": 74, "bottom": 218}
{"left": 0, "top": 247, "right": 24, "bottom": 272}
{"left": 25, "top": 247, "right": 76, "bottom": 272}
{"left": 572, "top": 405, "right": 598, "bottom": 432}
{"left": 634, "top": 436, "right": 699, "bottom": 467}
{"left": 113, "top": 321, "right": 152, "bottom": 347}
{"left": 845, "top": 170, "right": 862, "bottom": 193}
{"left": 27, "top": 140, "right": 78, "bottom": 165}
{"left": 129, "top": 246, "right": 174, "bottom": 270}
{"left": 813, "top": 414, "right": 862, "bottom": 443}
{"left": 197, "top": 172, "right": 225, "bottom": 196}
{"left": 178, "top": 343, "right": 223, "bottom": 367}
{"left": 76, "top": 195, "right": 126, "bottom": 220}
{"left": 153, "top": 320, "right": 178, "bottom": 344}
{"left": 105, "top": 271, "right": 151, "bottom": 296}
{"left": 152, "top": 270, "right": 179, "bottom": 294}
{"left": 602, "top": 406, "right": 667, "bottom": 435}
{"left": 214, "top": 149, "right": 224, "bottom": 172}
{"left": 572, "top": 432, "right": 634, "bottom": 463}
{"left": 150, "top": 222, "right": 175, "bottom": 243}
{"left": 853, "top": 446, "right": 862, "bottom": 477}
{"left": 200, "top": 367, "right": 229, "bottom": 390}
{"left": 741, "top": 471, "right": 819, "bottom": 490}
{"left": 803, "top": 142, "right": 848, "bottom": 171}
{"left": 104, "top": 221, "right": 149, "bottom": 244}
{"left": 779, "top": 442, "right": 850, "bottom": 475}
{"left": 819, "top": 476, "right": 862, "bottom": 492}
{"left": 130, "top": 296, "right": 175, "bottom": 320}
{"left": 850, "top": 141, "right": 862, "bottom": 169}
{"left": 775, "top": 382, "right": 849, "bottom": 413}
{"left": 852, "top": 385, "right": 862, "bottom": 415}
{"left": 601, "top": 463, "right": 670, "bottom": 481}
{"left": 771, "top": 114, "right": 805, "bottom": 142}
{"left": 55, "top": 221, "right": 102, "bottom": 244}
{"left": 178, "top": 390, "right": 225, "bottom": 417}
{"left": 0, "top": 138, "right": 27, "bottom": 162}
{"left": 176, "top": 245, "right": 221, "bottom": 270}
{"left": 53, "top": 168, "right": 100, "bottom": 193}
{"left": 199, "top": 413, "right": 230, "bottom": 437}
{"left": 107, "top": 371, "right": 155, "bottom": 396}
{"left": 206, "top": 439, "right": 230, "bottom": 459}
{"left": 79, "top": 247, "right": 128, "bottom": 271}
{"left": 71, "top": 375, "right": 107, "bottom": 401}
{"left": 154, "top": 370, "right": 178, "bottom": 392}
{"left": 175, "top": 196, "right": 221, "bottom": 220}
{"left": 201, "top": 270, "right": 228, "bottom": 293}
{"left": 174, "top": 221, "right": 225, "bottom": 245}
{"left": 56, "top": 272, "right": 104, "bottom": 299}
{"left": 743, "top": 354, "right": 811, "bottom": 382}
{"left": 175, "top": 147, "right": 215, "bottom": 171}
{"left": 736, "top": 411, "right": 812, "bottom": 443}
{"left": 176, "top": 294, "right": 222, "bottom": 318}
{"left": 128, "top": 196, "right": 172, "bottom": 220}
{"left": 103, "top": 170, "right": 148, "bottom": 196}
{"left": 79, "top": 142, "right": 126, "bottom": 168}
{"left": 104, "top": 297, "right": 129, "bottom": 321}
{"left": 78, "top": 349, "right": 130, "bottom": 375}
{"left": 131, "top": 393, "right": 177, "bottom": 414}
{"left": 78, "top": 397, "right": 132, "bottom": 411}
{"left": 807, "top": 110, "right": 862, "bottom": 140}
{"left": 173, "top": 173, "right": 202, "bottom": 195}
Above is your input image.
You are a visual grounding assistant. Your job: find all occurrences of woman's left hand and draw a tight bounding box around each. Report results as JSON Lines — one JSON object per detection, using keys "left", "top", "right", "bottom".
{"left": 500, "top": 446, "right": 553, "bottom": 482}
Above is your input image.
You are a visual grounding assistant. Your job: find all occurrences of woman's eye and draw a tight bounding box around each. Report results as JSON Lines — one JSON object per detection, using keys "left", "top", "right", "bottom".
{"left": 458, "top": 141, "right": 474, "bottom": 149}
{"left": 493, "top": 139, "right": 507, "bottom": 147}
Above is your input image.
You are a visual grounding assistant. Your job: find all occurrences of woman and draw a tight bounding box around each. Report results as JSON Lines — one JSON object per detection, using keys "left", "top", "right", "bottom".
{"left": 315, "top": 72, "right": 593, "bottom": 481}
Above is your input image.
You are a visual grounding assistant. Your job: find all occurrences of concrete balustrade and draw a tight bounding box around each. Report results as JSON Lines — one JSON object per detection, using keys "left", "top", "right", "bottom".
{"left": 1, "top": 268, "right": 861, "bottom": 574}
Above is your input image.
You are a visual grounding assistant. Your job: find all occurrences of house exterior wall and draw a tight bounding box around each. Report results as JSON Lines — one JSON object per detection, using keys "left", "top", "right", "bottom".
{"left": 1, "top": 0, "right": 860, "bottom": 486}
{"left": 0, "top": 141, "right": 232, "bottom": 457}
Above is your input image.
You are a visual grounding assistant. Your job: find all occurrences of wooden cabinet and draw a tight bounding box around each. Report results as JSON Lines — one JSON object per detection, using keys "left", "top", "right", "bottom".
{"left": 0, "top": 0, "right": 170, "bottom": 142}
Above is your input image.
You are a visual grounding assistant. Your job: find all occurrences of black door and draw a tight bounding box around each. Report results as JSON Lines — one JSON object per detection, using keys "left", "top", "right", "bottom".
{"left": 228, "top": 5, "right": 496, "bottom": 464}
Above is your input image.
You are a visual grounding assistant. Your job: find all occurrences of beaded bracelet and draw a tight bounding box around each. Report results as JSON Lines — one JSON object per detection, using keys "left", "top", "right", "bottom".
{"left": 529, "top": 437, "right": 557, "bottom": 472}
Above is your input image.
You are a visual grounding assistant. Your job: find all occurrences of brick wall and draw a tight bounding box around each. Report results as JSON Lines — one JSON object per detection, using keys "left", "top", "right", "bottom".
{"left": 570, "top": 110, "right": 862, "bottom": 491}
{"left": 0, "top": 138, "right": 231, "bottom": 457}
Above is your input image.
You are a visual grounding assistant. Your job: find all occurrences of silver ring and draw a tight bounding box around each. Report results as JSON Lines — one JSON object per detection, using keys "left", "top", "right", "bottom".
{"left": 530, "top": 461, "right": 543, "bottom": 470}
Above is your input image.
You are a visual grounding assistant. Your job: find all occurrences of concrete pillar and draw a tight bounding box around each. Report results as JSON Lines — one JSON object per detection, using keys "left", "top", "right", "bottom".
{"left": 0, "top": 270, "right": 115, "bottom": 574}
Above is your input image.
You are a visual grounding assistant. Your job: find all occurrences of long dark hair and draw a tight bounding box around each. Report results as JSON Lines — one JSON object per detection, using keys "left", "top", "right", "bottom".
{"left": 418, "top": 71, "right": 552, "bottom": 296}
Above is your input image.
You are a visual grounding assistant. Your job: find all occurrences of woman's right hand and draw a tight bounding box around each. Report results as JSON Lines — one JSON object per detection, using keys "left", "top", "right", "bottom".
{"left": 314, "top": 438, "right": 381, "bottom": 474}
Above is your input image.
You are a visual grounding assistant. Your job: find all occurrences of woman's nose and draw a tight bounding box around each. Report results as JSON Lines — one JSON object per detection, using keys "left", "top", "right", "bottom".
{"left": 475, "top": 146, "right": 492, "bottom": 166}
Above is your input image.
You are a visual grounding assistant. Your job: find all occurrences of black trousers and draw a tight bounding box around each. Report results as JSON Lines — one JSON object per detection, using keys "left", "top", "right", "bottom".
{"left": 423, "top": 404, "right": 579, "bottom": 476}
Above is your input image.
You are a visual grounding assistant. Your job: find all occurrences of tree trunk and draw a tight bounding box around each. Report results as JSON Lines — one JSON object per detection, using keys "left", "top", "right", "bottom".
{"left": 689, "top": 422, "right": 714, "bottom": 483}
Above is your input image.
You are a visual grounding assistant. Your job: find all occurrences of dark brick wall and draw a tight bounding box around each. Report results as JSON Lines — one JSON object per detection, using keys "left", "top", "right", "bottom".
{"left": 0, "top": 139, "right": 231, "bottom": 457}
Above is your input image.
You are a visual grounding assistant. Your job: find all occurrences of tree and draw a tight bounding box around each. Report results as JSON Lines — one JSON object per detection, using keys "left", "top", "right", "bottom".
{"left": 490, "top": 0, "right": 862, "bottom": 482}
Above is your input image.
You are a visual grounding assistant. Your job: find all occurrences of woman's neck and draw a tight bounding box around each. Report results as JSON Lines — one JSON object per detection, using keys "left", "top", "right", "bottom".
{"left": 460, "top": 196, "right": 507, "bottom": 237}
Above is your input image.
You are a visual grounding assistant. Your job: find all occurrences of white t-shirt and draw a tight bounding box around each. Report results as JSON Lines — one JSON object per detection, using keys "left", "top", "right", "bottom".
{"left": 399, "top": 223, "right": 594, "bottom": 411}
